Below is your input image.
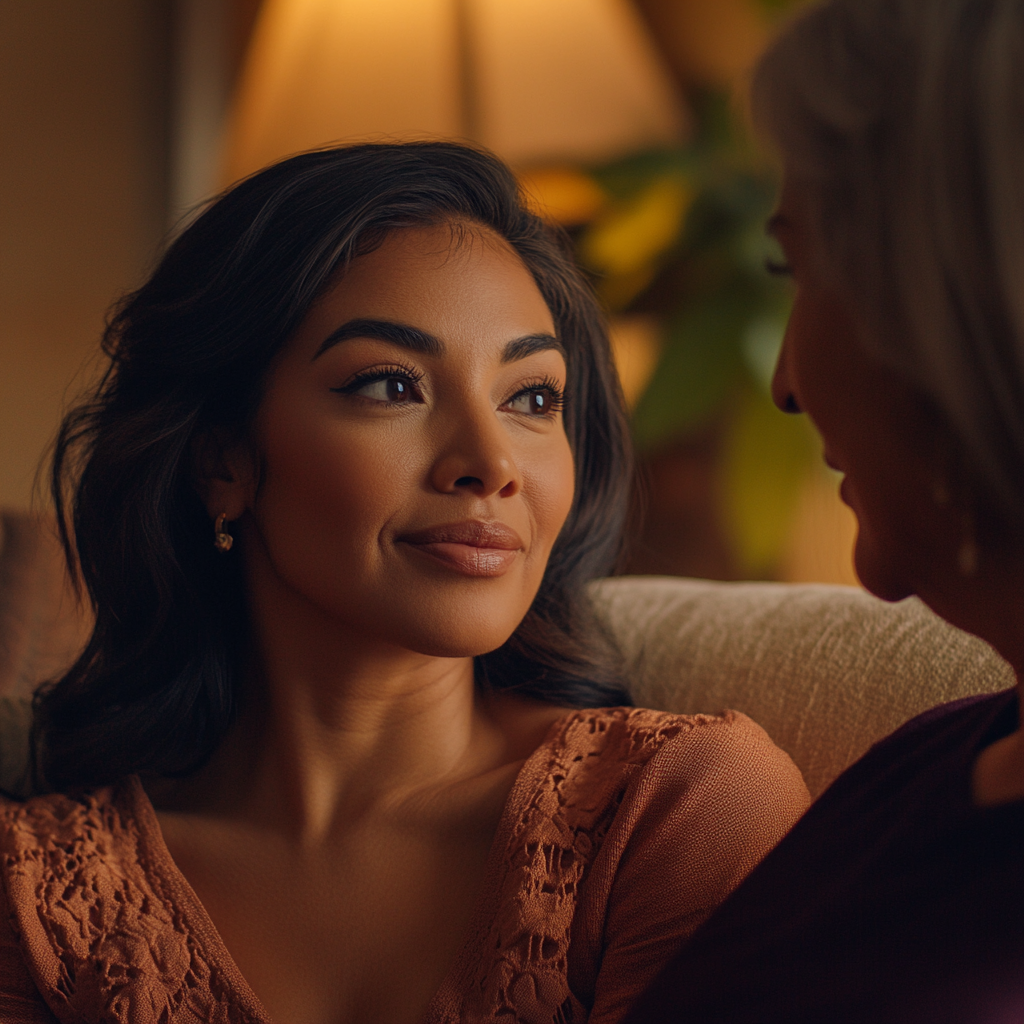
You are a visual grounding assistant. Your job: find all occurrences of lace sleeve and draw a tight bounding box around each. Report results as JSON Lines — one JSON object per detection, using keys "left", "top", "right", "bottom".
{"left": 0, "top": 881, "right": 59, "bottom": 1024}
{"left": 586, "top": 712, "right": 810, "bottom": 1024}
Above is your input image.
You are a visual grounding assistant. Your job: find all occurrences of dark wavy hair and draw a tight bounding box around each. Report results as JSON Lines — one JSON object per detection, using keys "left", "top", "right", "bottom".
{"left": 36, "top": 142, "right": 633, "bottom": 790}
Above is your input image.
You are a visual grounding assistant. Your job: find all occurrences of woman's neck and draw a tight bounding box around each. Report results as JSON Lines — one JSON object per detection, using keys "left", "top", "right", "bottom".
{"left": 918, "top": 557, "right": 1024, "bottom": 806}
{"left": 150, "top": 567, "right": 556, "bottom": 844}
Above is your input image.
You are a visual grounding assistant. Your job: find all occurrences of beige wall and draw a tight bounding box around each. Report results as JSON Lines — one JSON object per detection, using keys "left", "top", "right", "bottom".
{"left": 0, "top": 1, "right": 170, "bottom": 509}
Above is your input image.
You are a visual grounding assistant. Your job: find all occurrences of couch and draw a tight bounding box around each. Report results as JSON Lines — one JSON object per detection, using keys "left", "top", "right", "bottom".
{"left": 0, "top": 510, "right": 1014, "bottom": 798}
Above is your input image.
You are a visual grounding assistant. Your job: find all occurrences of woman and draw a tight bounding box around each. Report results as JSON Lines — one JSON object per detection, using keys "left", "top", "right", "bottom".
{"left": 0, "top": 143, "right": 809, "bottom": 1024}
{"left": 627, "top": 2, "right": 1024, "bottom": 1021}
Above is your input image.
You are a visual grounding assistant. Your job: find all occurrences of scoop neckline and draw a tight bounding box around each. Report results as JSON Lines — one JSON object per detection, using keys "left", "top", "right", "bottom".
{"left": 124, "top": 709, "right": 582, "bottom": 1023}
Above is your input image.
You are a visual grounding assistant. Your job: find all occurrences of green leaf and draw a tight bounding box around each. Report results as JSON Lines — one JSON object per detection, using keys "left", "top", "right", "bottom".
{"left": 588, "top": 149, "right": 695, "bottom": 202}
{"left": 720, "top": 385, "right": 818, "bottom": 576}
{"left": 581, "top": 175, "right": 693, "bottom": 278}
{"left": 682, "top": 172, "right": 778, "bottom": 259}
{"left": 631, "top": 282, "right": 755, "bottom": 447}
{"left": 741, "top": 312, "right": 787, "bottom": 392}
{"left": 689, "top": 89, "right": 740, "bottom": 151}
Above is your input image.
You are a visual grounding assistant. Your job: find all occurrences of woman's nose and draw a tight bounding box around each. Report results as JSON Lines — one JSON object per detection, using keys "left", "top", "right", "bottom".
{"left": 429, "top": 405, "right": 522, "bottom": 498}
{"left": 771, "top": 330, "right": 803, "bottom": 414}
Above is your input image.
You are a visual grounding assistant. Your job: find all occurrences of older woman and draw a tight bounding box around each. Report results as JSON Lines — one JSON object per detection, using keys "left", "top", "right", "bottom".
{"left": 627, "top": 1, "right": 1024, "bottom": 1021}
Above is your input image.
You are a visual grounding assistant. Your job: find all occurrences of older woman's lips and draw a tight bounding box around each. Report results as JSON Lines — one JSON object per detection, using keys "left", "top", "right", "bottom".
{"left": 397, "top": 521, "right": 524, "bottom": 577}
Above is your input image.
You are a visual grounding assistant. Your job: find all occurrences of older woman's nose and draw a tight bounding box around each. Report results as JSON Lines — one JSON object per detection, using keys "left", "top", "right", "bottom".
{"left": 771, "top": 332, "right": 803, "bottom": 414}
{"left": 429, "top": 406, "right": 522, "bottom": 498}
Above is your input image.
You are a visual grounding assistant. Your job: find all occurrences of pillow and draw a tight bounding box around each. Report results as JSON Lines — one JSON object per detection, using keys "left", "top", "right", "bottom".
{"left": 0, "top": 511, "right": 90, "bottom": 700}
{"left": 589, "top": 576, "right": 1014, "bottom": 797}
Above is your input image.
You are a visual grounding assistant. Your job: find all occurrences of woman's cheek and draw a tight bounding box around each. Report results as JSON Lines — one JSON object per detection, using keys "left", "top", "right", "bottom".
{"left": 523, "top": 438, "right": 575, "bottom": 558}
{"left": 254, "top": 414, "right": 396, "bottom": 572}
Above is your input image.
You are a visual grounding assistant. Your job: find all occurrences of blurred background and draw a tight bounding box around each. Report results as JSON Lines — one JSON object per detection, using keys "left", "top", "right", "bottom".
{"left": 0, "top": 0, "right": 857, "bottom": 585}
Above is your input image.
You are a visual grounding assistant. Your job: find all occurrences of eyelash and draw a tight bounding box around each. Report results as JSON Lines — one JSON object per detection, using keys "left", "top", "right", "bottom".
{"left": 330, "top": 363, "right": 425, "bottom": 399}
{"left": 506, "top": 376, "right": 566, "bottom": 417}
{"left": 765, "top": 258, "right": 794, "bottom": 277}
{"left": 330, "top": 365, "right": 566, "bottom": 415}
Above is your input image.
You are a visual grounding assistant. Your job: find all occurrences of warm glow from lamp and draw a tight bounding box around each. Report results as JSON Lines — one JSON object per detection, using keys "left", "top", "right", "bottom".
{"left": 223, "top": 0, "right": 461, "bottom": 184}
{"left": 780, "top": 468, "right": 860, "bottom": 587}
{"left": 222, "top": 0, "right": 688, "bottom": 184}
{"left": 608, "top": 315, "right": 661, "bottom": 409}
{"left": 635, "top": 0, "right": 770, "bottom": 87}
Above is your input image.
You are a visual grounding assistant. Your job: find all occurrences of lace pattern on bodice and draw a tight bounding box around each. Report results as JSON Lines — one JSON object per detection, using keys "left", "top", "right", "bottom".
{"left": 456, "top": 708, "right": 695, "bottom": 1023}
{"left": 0, "top": 708, "right": 716, "bottom": 1024}
{"left": 0, "top": 786, "right": 263, "bottom": 1023}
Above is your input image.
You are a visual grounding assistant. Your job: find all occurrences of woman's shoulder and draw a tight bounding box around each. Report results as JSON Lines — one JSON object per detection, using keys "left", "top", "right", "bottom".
{"left": 0, "top": 787, "right": 128, "bottom": 1021}
{"left": 549, "top": 704, "right": 735, "bottom": 754}
{"left": 0, "top": 783, "right": 148, "bottom": 954}
{"left": 0, "top": 781, "right": 208, "bottom": 1022}
{"left": 548, "top": 705, "right": 807, "bottom": 803}
{"left": 469, "top": 706, "right": 810, "bottom": 1023}
{"left": 522, "top": 704, "right": 810, "bottom": 922}
{"left": 544, "top": 706, "right": 812, "bottom": 945}
{"left": 0, "top": 900, "right": 57, "bottom": 1023}
{"left": 0, "top": 783, "right": 130, "bottom": 855}
{"left": 0, "top": 793, "right": 67, "bottom": 1022}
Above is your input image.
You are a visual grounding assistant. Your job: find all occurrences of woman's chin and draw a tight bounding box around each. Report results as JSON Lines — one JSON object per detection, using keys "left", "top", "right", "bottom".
{"left": 853, "top": 537, "right": 915, "bottom": 603}
{"left": 403, "top": 634, "right": 516, "bottom": 661}
{"left": 378, "top": 610, "right": 522, "bottom": 661}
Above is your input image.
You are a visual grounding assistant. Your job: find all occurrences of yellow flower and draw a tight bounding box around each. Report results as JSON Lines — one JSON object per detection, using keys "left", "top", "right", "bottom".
{"left": 581, "top": 175, "right": 693, "bottom": 278}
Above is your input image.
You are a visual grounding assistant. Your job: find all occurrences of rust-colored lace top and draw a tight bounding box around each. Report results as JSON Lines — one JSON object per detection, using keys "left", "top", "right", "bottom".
{"left": 0, "top": 708, "right": 809, "bottom": 1023}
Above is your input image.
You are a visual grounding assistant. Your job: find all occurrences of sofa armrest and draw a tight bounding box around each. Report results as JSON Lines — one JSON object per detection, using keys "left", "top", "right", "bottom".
{"left": 0, "top": 511, "right": 91, "bottom": 699}
{"left": 590, "top": 576, "right": 1014, "bottom": 797}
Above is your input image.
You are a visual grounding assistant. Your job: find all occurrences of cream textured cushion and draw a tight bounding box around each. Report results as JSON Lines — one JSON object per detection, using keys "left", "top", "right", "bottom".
{"left": 590, "top": 576, "right": 1015, "bottom": 797}
{"left": 0, "top": 512, "right": 90, "bottom": 700}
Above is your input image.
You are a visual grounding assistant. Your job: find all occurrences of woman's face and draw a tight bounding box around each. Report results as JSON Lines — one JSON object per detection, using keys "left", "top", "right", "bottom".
{"left": 231, "top": 222, "right": 575, "bottom": 658}
{"left": 770, "top": 177, "right": 956, "bottom": 602}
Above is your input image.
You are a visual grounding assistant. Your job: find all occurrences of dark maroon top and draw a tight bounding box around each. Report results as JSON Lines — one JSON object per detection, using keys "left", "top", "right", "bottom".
{"left": 627, "top": 689, "right": 1024, "bottom": 1023}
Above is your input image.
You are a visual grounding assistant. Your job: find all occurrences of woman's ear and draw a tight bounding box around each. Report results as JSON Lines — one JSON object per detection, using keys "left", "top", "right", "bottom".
{"left": 193, "top": 429, "right": 256, "bottom": 522}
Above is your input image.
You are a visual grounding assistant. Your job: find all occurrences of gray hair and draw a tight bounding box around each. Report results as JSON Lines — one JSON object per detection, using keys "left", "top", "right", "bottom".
{"left": 752, "top": 0, "right": 1024, "bottom": 523}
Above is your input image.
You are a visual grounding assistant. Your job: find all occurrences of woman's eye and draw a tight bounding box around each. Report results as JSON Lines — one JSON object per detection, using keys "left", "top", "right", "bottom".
{"left": 765, "top": 257, "right": 794, "bottom": 278}
{"left": 331, "top": 363, "right": 424, "bottom": 403}
{"left": 351, "top": 375, "right": 416, "bottom": 403}
{"left": 506, "top": 388, "right": 561, "bottom": 416}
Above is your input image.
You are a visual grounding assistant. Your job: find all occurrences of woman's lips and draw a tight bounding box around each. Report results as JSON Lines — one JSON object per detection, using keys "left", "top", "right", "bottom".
{"left": 839, "top": 474, "right": 852, "bottom": 506}
{"left": 823, "top": 453, "right": 853, "bottom": 506}
{"left": 397, "top": 521, "right": 524, "bottom": 577}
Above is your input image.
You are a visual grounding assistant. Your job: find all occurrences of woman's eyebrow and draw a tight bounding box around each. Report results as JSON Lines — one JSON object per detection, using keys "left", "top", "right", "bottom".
{"left": 314, "top": 318, "right": 564, "bottom": 363}
{"left": 314, "top": 318, "right": 443, "bottom": 359}
{"left": 502, "top": 333, "right": 565, "bottom": 363}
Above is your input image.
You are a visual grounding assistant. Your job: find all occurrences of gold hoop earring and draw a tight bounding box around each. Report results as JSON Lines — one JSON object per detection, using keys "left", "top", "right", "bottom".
{"left": 214, "top": 513, "right": 234, "bottom": 553}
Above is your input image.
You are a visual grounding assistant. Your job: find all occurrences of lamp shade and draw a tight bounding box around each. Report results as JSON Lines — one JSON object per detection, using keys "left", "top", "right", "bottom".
{"left": 221, "top": 0, "right": 687, "bottom": 184}
{"left": 465, "top": 0, "right": 686, "bottom": 165}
